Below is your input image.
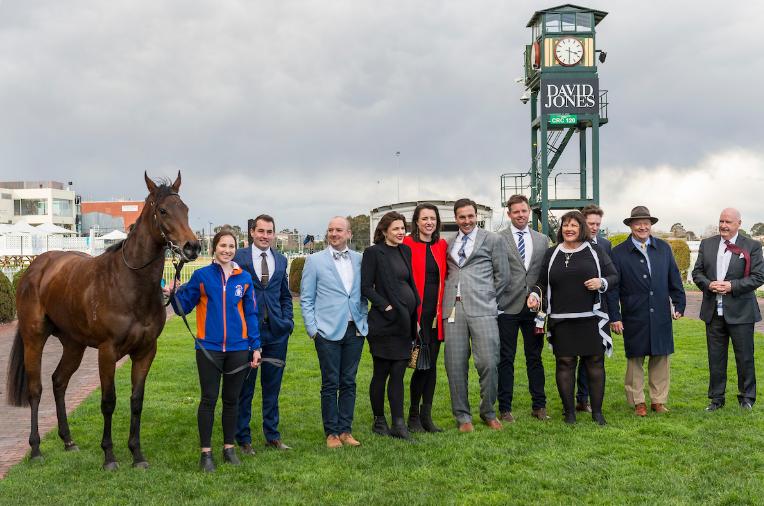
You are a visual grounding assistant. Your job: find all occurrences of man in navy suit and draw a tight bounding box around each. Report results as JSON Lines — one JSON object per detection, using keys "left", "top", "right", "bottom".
{"left": 575, "top": 205, "right": 613, "bottom": 412}
{"left": 235, "top": 215, "right": 294, "bottom": 452}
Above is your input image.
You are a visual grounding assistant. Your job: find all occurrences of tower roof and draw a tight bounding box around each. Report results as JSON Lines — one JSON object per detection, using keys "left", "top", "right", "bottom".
{"left": 526, "top": 4, "right": 608, "bottom": 27}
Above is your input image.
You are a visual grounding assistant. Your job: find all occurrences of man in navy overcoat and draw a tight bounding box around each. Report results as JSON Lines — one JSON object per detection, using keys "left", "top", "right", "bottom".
{"left": 607, "top": 206, "right": 686, "bottom": 417}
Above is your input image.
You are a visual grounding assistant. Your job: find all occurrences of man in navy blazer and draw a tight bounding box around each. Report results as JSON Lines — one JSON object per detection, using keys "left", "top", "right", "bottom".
{"left": 235, "top": 215, "right": 294, "bottom": 452}
{"left": 576, "top": 205, "right": 613, "bottom": 412}
{"left": 300, "top": 216, "right": 369, "bottom": 448}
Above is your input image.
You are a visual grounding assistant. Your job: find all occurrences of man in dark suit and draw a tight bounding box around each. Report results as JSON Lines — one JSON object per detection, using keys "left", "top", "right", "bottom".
{"left": 575, "top": 204, "right": 612, "bottom": 412}
{"left": 692, "top": 208, "right": 764, "bottom": 411}
{"left": 496, "top": 194, "right": 550, "bottom": 422}
{"left": 235, "top": 215, "right": 294, "bottom": 452}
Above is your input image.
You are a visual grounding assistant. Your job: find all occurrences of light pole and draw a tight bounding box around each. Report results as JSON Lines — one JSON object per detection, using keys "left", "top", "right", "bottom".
{"left": 208, "top": 221, "right": 213, "bottom": 256}
{"left": 394, "top": 151, "right": 401, "bottom": 202}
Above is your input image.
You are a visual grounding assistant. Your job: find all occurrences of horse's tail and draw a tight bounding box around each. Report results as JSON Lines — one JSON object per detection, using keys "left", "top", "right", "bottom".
{"left": 6, "top": 329, "right": 29, "bottom": 406}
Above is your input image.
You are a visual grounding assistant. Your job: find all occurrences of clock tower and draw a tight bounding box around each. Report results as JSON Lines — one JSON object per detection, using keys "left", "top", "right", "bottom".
{"left": 501, "top": 4, "right": 609, "bottom": 237}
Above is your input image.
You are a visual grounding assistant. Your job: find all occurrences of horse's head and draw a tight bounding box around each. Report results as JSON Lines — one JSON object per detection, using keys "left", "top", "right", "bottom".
{"left": 144, "top": 171, "right": 201, "bottom": 261}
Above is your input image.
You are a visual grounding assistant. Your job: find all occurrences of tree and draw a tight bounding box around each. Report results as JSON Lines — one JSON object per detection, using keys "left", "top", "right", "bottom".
{"left": 751, "top": 222, "right": 764, "bottom": 236}
{"left": 347, "top": 214, "right": 370, "bottom": 251}
{"left": 702, "top": 225, "right": 718, "bottom": 238}
{"left": 670, "top": 223, "right": 687, "bottom": 238}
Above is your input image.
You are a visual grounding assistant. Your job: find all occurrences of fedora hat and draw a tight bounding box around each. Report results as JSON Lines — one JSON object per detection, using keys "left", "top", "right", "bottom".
{"left": 623, "top": 205, "right": 658, "bottom": 226}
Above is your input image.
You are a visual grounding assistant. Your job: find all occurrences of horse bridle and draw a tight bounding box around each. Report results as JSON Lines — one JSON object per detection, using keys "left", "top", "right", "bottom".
{"left": 121, "top": 192, "right": 187, "bottom": 271}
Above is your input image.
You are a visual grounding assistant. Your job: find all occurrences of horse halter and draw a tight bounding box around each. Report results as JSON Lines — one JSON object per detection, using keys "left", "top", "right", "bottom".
{"left": 121, "top": 192, "right": 187, "bottom": 271}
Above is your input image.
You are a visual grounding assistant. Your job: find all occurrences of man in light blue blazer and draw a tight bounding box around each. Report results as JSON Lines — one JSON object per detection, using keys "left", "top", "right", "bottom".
{"left": 300, "top": 216, "right": 368, "bottom": 448}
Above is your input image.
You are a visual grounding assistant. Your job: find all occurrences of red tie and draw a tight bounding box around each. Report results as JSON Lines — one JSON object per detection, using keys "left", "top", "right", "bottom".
{"left": 724, "top": 240, "right": 751, "bottom": 278}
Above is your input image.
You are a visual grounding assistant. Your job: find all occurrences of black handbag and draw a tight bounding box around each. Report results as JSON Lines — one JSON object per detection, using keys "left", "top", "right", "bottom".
{"left": 408, "top": 326, "right": 431, "bottom": 370}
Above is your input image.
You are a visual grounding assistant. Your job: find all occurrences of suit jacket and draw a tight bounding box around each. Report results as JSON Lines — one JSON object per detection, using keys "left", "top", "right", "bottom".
{"left": 497, "top": 226, "right": 550, "bottom": 314}
{"left": 606, "top": 236, "right": 686, "bottom": 357}
{"left": 593, "top": 236, "right": 612, "bottom": 258}
{"left": 233, "top": 246, "right": 294, "bottom": 343}
{"left": 300, "top": 248, "right": 369, "bottom": 341}
{"left": 692, "top": 234, "right": 764, "bottom": 324}
{"left": 443, "top": 228, "right": 511, "bottom": 318}
{"left": 361, "top": 243, "right": 420, "bottom": 337}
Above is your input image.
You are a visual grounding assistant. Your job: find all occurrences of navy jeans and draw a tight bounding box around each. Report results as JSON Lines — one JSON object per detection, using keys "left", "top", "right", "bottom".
{"left": 314, "top": 322, "right": 365, "bottom": 436}
{"left": 498, "top": 310, "right": 546, "bottom": 412}
{"left": 236, "top": 324, "right": 289, "bottom": 444}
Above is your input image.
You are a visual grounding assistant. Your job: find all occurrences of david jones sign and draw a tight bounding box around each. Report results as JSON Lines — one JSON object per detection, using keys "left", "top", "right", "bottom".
{"left": 540, "top": 78, "right": 598, "bottom": 115}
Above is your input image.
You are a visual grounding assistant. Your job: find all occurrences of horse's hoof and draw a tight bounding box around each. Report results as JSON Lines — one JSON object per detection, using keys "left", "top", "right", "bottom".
{"left": 133, "top": 460, "right": 149, "bottom": 470}
{"left": 64, "top": 443, "right": 80, "bottom": 452}
{"left": 103, "top": 461, "right": 119, "bottom": 471}
{"left": 30, "top": 455, "right": 45, "bottom": 464}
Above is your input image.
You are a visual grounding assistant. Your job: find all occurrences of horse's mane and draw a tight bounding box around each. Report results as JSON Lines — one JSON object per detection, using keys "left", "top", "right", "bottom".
{"left": 104, "top": 240, "right": 125, "bottom": 253}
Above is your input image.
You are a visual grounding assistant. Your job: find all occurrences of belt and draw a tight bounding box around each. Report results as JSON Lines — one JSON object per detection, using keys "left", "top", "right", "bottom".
{"left": 455, "top": 296, "right": 462, "bottom": 302}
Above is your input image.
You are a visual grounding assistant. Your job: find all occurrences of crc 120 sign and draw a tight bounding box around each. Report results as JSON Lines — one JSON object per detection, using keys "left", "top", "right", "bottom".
{"left": 540, "top": 78, "right": 599, "bottom": 115}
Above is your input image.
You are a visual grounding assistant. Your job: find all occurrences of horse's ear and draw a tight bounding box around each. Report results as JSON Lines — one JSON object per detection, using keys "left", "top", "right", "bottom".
{"left": 171, "top": 170, "right": 182, "bottom": 192}
{"left": 144, "top": 171, "right": 158, "bottom": 193}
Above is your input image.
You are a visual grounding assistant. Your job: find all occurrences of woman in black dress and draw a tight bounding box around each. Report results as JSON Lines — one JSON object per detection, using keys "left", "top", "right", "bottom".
{"left": 528, "top": 211, "right": 617, "bottom": 425}
{"left": 361, "top": 211, "right": 420, "bottom": 440}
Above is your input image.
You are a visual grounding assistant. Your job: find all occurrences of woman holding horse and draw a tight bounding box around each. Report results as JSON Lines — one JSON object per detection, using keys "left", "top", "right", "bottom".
{"left": 169, "top": 229, "right": 262, "bottom": 472}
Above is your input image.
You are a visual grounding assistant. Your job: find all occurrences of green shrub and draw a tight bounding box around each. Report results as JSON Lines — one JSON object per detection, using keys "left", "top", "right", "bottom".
{"left": 668, "top": 239, "right": 691, "bottom": 280}
{"left": 288, "top": 257, "right": 306, "bottom": 296}
{"left": 0, "top": 273, "right": 15, "bottom": 323}
{"left": 609, "top": 233, "right": 630, "bottom": 248}
{"left": 12, "top": 267, "right": 27, "bottom": 296}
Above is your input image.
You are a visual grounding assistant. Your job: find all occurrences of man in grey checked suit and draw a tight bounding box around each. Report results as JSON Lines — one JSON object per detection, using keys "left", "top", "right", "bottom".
{"left": 443, "top": 198, "right": 511, "bottom": 432}
{"left": 497, "top": 195, "right": 551, "bottom": 422}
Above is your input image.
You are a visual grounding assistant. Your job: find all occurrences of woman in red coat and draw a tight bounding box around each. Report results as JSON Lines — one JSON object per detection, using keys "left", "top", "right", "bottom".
{"left": 403, "top": 203, "right": 448, "bottom": 433}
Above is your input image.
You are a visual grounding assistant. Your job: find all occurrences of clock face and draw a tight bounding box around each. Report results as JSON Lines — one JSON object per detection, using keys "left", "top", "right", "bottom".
{"left": 554, "top": 37, "right": 584, "bottom": 66}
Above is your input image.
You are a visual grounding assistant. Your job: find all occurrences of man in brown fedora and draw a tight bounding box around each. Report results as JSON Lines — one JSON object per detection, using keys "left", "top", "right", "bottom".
{"left": 606, "top": 206, "right": 686, "bottom": 416}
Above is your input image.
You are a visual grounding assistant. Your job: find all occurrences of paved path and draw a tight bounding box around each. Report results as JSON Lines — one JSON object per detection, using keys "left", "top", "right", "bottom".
{"left": 0, "top": 309, "right": 172, "bottom": 479}
{"left": 1, "top": 293, "right": 762, "bottom": 479}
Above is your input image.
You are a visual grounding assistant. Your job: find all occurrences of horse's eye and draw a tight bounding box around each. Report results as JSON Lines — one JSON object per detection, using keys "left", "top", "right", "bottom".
{"left": 159, "top": 208, "right": 168, "bottom": 215}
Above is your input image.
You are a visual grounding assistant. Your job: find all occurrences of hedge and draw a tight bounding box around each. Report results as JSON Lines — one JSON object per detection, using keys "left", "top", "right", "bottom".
{"left": 0, "top": 272, "right": 15, "bottom": 323}
{"left": 668, "top": 239, "right": 691, "bottom": 280}
{"left": 288, "top": 257, "right": 306, "bottom": 296}
{"left": 608, "top": 233, "right": 630, "bottom": 248}
{"left": 12, "top": 267, "right": 27, "bottom": 296}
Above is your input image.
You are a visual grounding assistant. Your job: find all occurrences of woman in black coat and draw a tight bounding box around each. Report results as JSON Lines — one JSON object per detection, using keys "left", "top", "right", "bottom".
{"left": 528, "top": 211, "right": 618, "bottom": 426}
{"left": 361, "top": 211, "right": 420, "bottom": 440}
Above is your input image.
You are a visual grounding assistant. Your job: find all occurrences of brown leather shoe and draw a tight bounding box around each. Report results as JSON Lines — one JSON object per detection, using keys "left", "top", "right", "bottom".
{"left": 458, "top": 422, "right": 474, "bottom": 433}
{"left": 483, "top": 418, "right": 503, "bottom": 430}
{"left": 530, "top": 407, "right": 550, "bottom": 420}
{"left": 575, "top": 401, "right": 592, "bottom": 413}
{"left": 326, "top": 434, "right": 342, "bottom": 449}
{"left": 265, "top": 439, "right": 291, "bottom": 450}
{"left": 634, "top": 403, "right": 648, "bottom": 417}
{"left": 338, "top": 433, "right": 361, "bottom": 447}
{"left": 239, "top": 443, "right": 256, "bottom": 456}
{"left": 651, "top": 403, "right": 669, "bottom": 413}
{"left": 499, "top": 411, "right": 515, "bottom": 423}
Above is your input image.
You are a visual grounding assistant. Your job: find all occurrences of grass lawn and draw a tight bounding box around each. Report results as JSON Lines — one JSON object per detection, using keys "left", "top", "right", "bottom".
{"left": 1, "top": 304, "right": 763, "bottom": 505}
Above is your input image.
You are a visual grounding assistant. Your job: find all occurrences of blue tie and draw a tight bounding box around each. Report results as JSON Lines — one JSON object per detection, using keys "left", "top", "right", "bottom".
{"left": 517, "top": 231, "right": 526, "bottom": 262}
{"left": 458, "top": 234, "right": 469, "bottom": 266}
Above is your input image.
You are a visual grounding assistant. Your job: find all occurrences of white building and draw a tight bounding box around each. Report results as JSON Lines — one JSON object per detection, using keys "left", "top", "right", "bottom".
{"left": 370, "top": 200, "right": 493, "bottom": 242}
{"left": 0, "top": 181, "right": 77, "bottom": 230}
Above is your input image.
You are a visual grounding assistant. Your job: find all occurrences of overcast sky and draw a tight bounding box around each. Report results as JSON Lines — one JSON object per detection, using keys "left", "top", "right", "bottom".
{"left": 1, "top": 1, "right": 762, "bottom": 237}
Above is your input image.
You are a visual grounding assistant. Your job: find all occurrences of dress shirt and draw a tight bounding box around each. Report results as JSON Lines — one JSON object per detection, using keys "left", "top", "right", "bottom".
{"left": 510, "top": 224, "right": 532, "bottom": 270}
{"left": 329, "top": 245, "right": 354, "bottom": 294}
{"left": 251, "top": 246, "right": 275, "bottom": 282}
{"left": 631, "top": 236, "right": 652, "bottom": 275}
{"left": 715, "top": 233, "right": 738, "bottom": 314}
{"left": 450, "top": 227, "right": 478, "bottom": 265}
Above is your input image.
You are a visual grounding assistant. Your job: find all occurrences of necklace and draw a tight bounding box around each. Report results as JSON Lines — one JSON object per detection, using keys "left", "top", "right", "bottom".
{"left": 564, "top": 252, "right": 573, "bottom": 268}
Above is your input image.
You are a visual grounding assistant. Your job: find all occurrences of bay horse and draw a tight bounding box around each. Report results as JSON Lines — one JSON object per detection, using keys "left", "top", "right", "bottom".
{"left": 6, "top": 172, "right": 200, "bottom": 470}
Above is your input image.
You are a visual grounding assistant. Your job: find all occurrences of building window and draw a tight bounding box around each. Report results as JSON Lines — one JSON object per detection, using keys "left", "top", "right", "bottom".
{"left": 561, "top": 13, "right": 576, "bottom": 31}
{"left": 545, "top": 13, "right": 561, "bottom": 33}
{"left": 14, "top": 198, "right": 47, "bottom": 216}
{"left": 1, "top": 193, "right": 11, "bottom": 200}
{"left": 53, "top": 198, "right": 73, "bottom": 217}
{"left": 576, "top": 13, "right": 592, "bottom": 32}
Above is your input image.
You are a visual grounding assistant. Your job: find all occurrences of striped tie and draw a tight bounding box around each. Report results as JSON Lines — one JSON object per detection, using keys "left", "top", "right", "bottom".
{"left": 517, "top": 231, "right": 526, "bottom": 262}
{"left": 458, "top": 235, "right": 469, "bottom": 266}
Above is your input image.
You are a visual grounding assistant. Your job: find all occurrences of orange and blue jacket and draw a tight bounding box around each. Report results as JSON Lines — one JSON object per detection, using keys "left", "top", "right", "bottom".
{"left": 171, "top": 262, "right": 261, "bottom": 352}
